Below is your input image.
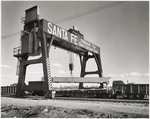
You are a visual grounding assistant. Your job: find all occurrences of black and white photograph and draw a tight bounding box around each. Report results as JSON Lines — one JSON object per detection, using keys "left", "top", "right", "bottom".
{"left": 1, "top": 1, "right": 149, "bottom": 118}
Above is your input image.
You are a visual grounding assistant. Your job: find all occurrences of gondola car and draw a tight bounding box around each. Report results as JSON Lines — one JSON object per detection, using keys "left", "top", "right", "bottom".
{"left": 112, "top": 81, "right": 149, "bottom": 99}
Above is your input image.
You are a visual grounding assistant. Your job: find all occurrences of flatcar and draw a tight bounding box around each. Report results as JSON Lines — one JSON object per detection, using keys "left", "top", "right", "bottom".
{"left": 1, "top": 80, "right": 149, "bottom": 99}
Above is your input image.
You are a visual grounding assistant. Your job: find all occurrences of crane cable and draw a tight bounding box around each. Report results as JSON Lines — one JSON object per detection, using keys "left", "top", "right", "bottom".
{"left": 69, "top": 52, "right": 74, "bottom": 76}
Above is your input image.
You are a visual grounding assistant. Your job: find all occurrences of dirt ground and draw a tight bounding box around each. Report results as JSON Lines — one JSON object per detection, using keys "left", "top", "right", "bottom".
{"left": 1, "top": 96, "right": 149, "bottom": 118}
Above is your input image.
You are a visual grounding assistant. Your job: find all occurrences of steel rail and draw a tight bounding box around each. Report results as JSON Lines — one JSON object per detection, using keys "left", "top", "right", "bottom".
{"left": 1, "top": 95, "right": 149, "bottom": 104}
{"left": 54, "top": 97, "right": 149, "bottom": 104}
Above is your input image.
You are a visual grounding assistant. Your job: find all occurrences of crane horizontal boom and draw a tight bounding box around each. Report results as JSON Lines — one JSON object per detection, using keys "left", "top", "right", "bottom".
{"left": 41, "top": 19, "right": 100, "bottom": 54}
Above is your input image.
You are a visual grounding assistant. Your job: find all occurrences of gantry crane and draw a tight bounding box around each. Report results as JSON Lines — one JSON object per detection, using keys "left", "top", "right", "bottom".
{"left": 13, "top": 6, "right": 110, "bottom": 98}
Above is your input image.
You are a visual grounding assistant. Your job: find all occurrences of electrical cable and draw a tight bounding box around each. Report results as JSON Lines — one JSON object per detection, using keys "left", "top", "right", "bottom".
{"left": 1, "top": 1, "right": 127, "bottom": 39}
{"left": 55, "top": 1, "right": 127, "bottom": 24}
{"left": 1, "top": 32, "right": 20, "bottom": 39}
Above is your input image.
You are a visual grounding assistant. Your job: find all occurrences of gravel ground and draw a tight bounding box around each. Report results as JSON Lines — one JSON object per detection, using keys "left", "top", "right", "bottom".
{"left": 1, "top": 96, "right": 149, "bottom": 118}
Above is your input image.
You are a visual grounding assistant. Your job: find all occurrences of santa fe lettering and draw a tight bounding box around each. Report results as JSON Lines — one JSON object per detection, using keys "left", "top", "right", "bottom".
{"left": 71, "top": 33, "right": 78, "bottom": 45}
{"left": 47, "top": 22, "right": 68, "bottom": 41}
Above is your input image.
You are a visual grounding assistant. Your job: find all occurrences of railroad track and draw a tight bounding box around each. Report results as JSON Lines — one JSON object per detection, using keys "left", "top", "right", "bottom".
{"left": 54, "top": 97, "right": 149, "bottom": 104}
{"left": 27, "top": 96, "right": 149, "bottom": 104}
{"left": 2, "top": 95, "right": 149, "bottom": 104}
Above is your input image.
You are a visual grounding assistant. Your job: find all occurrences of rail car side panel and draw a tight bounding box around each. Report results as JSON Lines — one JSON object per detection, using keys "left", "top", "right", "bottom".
{"left": 1, "top": 86, "right": 17, "bottom": 95}
{"left": 139, "top": 84, "right": 148, "bottom": 95}
{"left": 131, "top": 85, "right": 138, "bottom": 94}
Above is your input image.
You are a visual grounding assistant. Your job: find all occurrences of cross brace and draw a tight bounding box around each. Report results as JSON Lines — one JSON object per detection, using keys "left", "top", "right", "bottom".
{"left": 79, "top": 52, "right": 103, "bottom": 89}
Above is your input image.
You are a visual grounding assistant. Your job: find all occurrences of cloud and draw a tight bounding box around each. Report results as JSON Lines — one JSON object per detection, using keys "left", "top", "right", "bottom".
{"left": 1, "top": 75, "right": 16, "bottom": 78}
{"left": 1, "top": 65, "right": 11, "bottom": 69}
{"left": 27, "top": 72, "right": 43, "bottom": 75}
{"left": 116, "top": 74, "right": 125, "bottom": 77}
{"left": 52, "top": 63, "right": 63, "bottom": 68}
{"left": 143, "top": 73, "right": 149, "bottom": 77}
{"left": 107, "top": 72, "right": 147, "bottom": 78}
{"left": 108, "top": 74, "right": 125, "bottom": 77}
{"left": 58, "top": 70, "right": 65, "bottom": 74}
{"left": 130, "top": 72, "right": 141, "bottom": 76}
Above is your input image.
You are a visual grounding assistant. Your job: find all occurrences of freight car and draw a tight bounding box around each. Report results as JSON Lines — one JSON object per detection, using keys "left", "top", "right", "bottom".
{"left": 54, "top": 81, "right": 149, "bottom": 99}
{"left": 55, "top": 88, "right": 110, "bottom": 98}
{"left": 1, "top": 80, "right": 149, "bottom": 99}
{"left": 1, "top": 86, "right": 17, "bottom": 95}
{"left": 112, "top": 81, "right": 149, "bottom": 99}
{"left": 25, "top": 81, "right": 110, "bottom": 98}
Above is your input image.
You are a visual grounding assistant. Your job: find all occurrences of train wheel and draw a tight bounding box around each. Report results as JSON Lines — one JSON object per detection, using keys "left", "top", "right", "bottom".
{"left": 133, "top": 94, "right": 139, "bottom": 99}
{"left": 32, "top": 91, "right": 35, "bottom": 96}
{"left": 145, "top": 95, "right": 149, "bottom": 99}
{"left": 123, "top": 94, "right": 127, "bottom": 99}
{"left": 129, "top": 94, "right": 134, "bottom": 99}
{"left": 139, "top": 94, "right": 144, "bottom": 99}
{"left": 112, "top": 94, "right": 117, "bottom": 99}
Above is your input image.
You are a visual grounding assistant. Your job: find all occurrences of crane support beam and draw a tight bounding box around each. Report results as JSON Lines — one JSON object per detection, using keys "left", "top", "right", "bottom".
{"left": 16, "top": 57, "right": 28, "bottom": 97}
{"left": 85, "top": 71, "right": 99, "bottom": 75}
{"left": 41, "top": 19, "right": 100, "bottom": 55}
{"left": 51, "top": 77, "right": 110, "bottom": 83}
{"left": 25, "top": 57, "right": 42, "bottom": 65}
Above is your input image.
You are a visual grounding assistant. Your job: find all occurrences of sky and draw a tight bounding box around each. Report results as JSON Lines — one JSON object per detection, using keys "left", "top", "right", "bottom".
{"left": 1, "top": 1, "right": 149, "bottom": 87}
